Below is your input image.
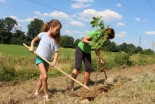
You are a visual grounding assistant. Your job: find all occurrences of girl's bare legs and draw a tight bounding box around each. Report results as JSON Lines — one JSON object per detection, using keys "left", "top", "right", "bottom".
{"left": 35, "top": 75, "right": 42, "bottom": 94}
{"left": 36, "top": 63, "right": 49, "bottom": 96}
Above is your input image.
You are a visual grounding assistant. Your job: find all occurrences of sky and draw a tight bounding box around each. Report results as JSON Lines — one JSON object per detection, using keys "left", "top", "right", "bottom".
{"left": 0, "top": 0, "right": 155, "bottom": 50}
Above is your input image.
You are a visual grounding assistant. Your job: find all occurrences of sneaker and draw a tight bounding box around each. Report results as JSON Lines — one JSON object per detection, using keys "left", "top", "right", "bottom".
{"left": 44, "top": 95, "right": 50, "bottom": 102}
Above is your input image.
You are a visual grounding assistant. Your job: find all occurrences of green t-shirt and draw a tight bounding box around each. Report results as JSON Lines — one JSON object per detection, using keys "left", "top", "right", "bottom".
{"left": 78, "top": 30, "right": 101, "bottom": 53}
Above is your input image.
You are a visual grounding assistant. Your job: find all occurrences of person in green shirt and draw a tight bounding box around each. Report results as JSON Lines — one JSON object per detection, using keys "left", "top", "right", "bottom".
{"left": 68, "top": 28, "right": 115, "bottom": 91}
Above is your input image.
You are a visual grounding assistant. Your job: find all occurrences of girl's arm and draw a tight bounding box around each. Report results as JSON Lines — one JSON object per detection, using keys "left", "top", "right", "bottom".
{"left": 51, "top": 51, "right": 58, "bottom": 66}
{"left": 29, "top": 36, "right": 40, "bottom": 51}
{"left": 82, "top": 35, "right": 91, "bottom": 44}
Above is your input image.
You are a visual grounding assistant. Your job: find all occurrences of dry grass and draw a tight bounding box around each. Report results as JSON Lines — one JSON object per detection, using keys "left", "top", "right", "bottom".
{"left": 0, "top": 64, "right": 155, "bottom": 104}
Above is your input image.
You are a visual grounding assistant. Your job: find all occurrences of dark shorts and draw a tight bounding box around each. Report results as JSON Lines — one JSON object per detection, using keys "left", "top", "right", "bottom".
{"left": 75, "top": 46, "right": 92, "bottom": 72}
{"left": 36, "top": 56, "right": 49, "bottom": 67}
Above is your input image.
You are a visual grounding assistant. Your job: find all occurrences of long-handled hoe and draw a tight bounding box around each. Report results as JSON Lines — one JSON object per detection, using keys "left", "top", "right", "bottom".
{"left": 23, "top": 43, "right": 91, "bottom": 92}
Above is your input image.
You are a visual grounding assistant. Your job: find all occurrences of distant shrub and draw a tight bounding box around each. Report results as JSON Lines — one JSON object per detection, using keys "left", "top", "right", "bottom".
{"left": 15, "top": 69, "right": 39, "bottom": 81}
{"left": 0, "top": 66, "right": 16, "bottom": 81}
{"left": 114, "top": 53, "right": 133, "bottom": 66}
{"left": 0, "top": 66, "right": 39, "bottom": 82}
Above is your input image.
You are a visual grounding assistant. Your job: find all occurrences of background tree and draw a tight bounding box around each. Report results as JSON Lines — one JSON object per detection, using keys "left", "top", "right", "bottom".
{"left": 127, "top": 44, "right": 138, "bottom": 54}
{"left": 137, "top": 46, "right": 143, "bottom": 53}
{"left": 102, "top": 40, "right": 118, "bottom": 52}
{"left": 0, "top": 17, "right": 17, "bottom": 44}
{"left": 0, "top": 32, "right": 12, "bottom": 44}
{"left": 11, "top": 29, "right": 25, "bottom": 44}
{"left": 60, "top": 35, "right": 74, "bottom": 48}
{"left": 118, "top": 43, "right": 128, "bottom": 53}
{"left": 4, "top": 17, "right": 17, "bottom": 32}
{"left": 0, "top": 19, "right": 5, "bottom": 32}
{"left": 108, "top": 41, "right": 118, "bottom": 52}
{"left": 27, "top": 18, "right": 44, "bottom": 40}
{"left": 74, "top": 39, "right": 81, "bottom": 47}
{"left": 0, "top": 19, "right": 5, "bottom": 43}
{"left": 0, "top": 16, "right": 154, "bottom": 55}
{"left": 142, "top": 49, "right": 154, "bottom": 55}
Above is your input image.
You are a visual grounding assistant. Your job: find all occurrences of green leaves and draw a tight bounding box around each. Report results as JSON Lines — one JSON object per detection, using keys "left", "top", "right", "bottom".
{"left": 90, "top": 17, "right": 106, "bottom": 29}
{"left": 90, "top": 17, "right": 110, "bottom": 50}
{"left": 91, "top": 17, "right": 102, "bottom": 28}
{"left": 99, "top": 21, "right": 104, "bottom": 29}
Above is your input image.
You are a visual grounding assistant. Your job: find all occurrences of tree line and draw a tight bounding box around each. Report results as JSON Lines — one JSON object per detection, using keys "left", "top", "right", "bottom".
{"left": 0, "top": 17, "right": 154, "bottom": 55}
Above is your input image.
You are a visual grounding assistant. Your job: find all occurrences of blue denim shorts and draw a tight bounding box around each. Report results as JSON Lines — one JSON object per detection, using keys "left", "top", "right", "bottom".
{"left": 36, "top": 56, "right": 49, "bottom": 67}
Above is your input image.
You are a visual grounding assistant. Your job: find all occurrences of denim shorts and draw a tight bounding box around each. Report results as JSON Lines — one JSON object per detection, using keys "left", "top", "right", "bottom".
{"left": 36, "top": 56, "right": 49, "bottom": 67}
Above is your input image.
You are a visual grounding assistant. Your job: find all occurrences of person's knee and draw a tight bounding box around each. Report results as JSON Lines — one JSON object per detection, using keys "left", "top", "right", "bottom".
{"left": 40, "top": 74, "right": 48, "bottom": 80}
{"left": 85, "top": 68, "right": 92, "bottom": 72}
{"left": 85, "top": 65, "right": 92, "bottom": 72}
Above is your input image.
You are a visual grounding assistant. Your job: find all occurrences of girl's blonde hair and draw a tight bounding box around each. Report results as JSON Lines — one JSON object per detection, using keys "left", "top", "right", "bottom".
{"left": 41, "top": 19, "right": 62, "bottom": 44}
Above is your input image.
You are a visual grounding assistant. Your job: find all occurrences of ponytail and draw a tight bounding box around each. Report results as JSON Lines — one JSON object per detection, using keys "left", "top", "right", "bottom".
{"left": 41, "top": 19, "right": 62, "bottom": 44}
{"left": 41, "top": 22, "right": 50, "bottom": 32}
